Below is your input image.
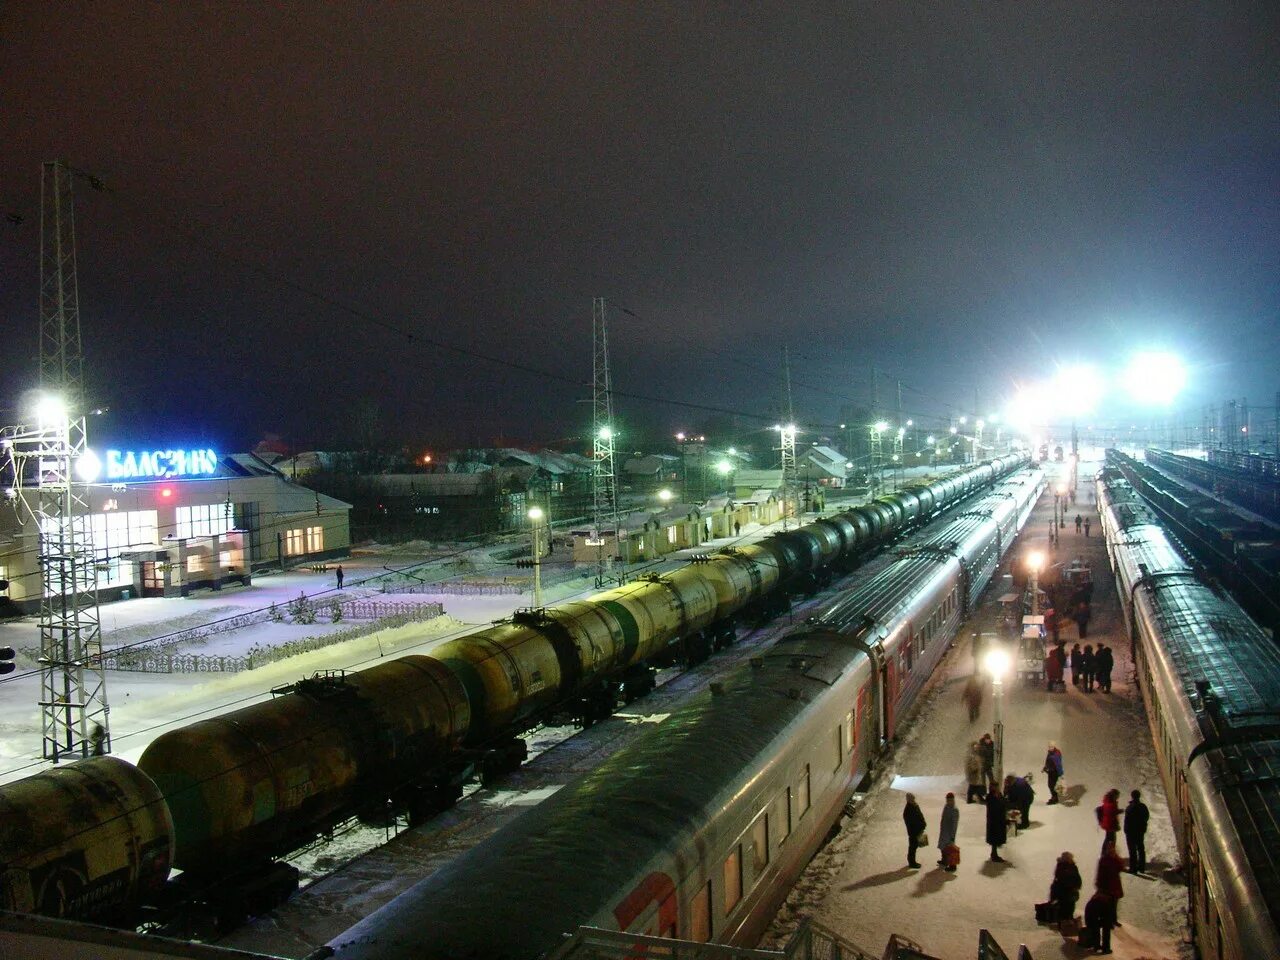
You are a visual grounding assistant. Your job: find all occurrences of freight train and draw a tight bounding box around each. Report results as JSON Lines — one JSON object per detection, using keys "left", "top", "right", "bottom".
{"left": 0, "top": 453, "right": 1029, "bottom": 930}
{"left": 1096, "top": 459, "right": 1280, "bottom": 960}
{"left": 327, "top": 467, "right": 1043, "bottom": 958}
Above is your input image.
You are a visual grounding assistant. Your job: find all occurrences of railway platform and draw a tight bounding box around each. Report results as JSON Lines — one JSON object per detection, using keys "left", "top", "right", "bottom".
{"left": 767, "top": 459, "right": 1188, "bottom": 959}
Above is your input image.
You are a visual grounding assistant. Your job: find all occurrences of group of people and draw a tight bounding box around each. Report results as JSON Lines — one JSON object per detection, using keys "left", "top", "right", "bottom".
{"left": 911, "top": 741, "right": 1153, "bottom": 955}
{"left": 1044, "top": 640, "right": 1114, "bottom": 692}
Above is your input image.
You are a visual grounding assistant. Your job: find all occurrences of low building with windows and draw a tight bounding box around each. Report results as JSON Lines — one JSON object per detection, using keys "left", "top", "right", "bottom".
{"left": 0, "top": 448, "right": 350, "bottom": 612}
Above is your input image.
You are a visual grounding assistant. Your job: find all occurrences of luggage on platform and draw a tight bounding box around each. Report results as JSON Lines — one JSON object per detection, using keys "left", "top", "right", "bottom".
{"left": 942, "top": 844, "right": 960, "bottom": 868}
{"left": 1078, "top": 927, "right": 1097, "bottom": 948}
{"left": 1035, "top": 901, "right": 1056, "bottom": 922}
{"left": 1059, "top": 916, "right": 1080, "bottom": 936}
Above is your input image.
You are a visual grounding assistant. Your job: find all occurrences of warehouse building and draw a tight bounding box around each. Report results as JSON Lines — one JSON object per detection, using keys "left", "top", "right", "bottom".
{"left": 0, "top": 447, "right": 350, "bottom": 611}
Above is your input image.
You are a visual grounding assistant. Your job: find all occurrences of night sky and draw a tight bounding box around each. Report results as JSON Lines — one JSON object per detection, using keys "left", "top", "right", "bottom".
{"left": 2, "top": 4, "right": 1277, "bottom": 453}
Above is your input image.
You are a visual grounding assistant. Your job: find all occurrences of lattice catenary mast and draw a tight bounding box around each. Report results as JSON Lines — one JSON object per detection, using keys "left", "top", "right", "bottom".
{"left": 2, "top": 160, "right": 111, "bottom": 762}
{"left": 590, "top": 297, "right": 621, "bottom": 587}
{"left": 778, "top": 347, "right": 797, "bottom": 531}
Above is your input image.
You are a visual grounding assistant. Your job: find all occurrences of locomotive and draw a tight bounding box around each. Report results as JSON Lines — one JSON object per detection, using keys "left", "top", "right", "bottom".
{"left": 0, "top": 453, "right": 1028, "bottom": 929}
{"left": 327, "top": 467, "right": 1043, "bottom": 958}
{"left": 1096, "top": 460, "right": 1280, "bottom": 960}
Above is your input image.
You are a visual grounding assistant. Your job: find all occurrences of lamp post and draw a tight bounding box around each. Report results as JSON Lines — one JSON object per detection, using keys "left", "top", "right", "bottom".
{"left": 1056, "top": 484, "right": 1067, "bottom": 529}
{"left": 527, "top": 506, "right": 545, "bottom": 609}
{"left": 984, "top": 647, "right": 1011, "bottom": 785}
{"left": 1027, "top": 550, "right": 1043, "bottom": 616}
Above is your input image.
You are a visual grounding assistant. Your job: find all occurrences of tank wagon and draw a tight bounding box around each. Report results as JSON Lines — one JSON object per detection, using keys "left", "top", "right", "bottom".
{"left": 0, "top": 454, "right": 1027, "bottom": 928}
{"left": 1097, "top": 461, "right": 1280, "bottom": 960}
{"left": 328, "top": 468, "right": 1042, "bottom": 959}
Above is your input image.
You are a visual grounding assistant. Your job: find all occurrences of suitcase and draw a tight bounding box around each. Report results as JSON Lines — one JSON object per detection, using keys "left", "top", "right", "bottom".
{"left": 1078, "top": 927, "right": 1097, "bottom": 948}
{"left": 942, "top": 844, "right": 960, "bottom": 868}
{"left": 1035, "top": 901, "right": 1056, "bottom": 923}
{"left": 1059, "top": 916, "right": 1080, "bottom": 936}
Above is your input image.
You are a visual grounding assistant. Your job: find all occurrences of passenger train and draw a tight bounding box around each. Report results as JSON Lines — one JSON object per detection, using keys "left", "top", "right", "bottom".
{"left": 1097, "top": 459, "right": 1280, "bottom": 960}
{"left": 327, "top": 467, "right": 1043, "bottom": 958}
{"left": 0, "top": 454, "right": 1028, "bottom": 929}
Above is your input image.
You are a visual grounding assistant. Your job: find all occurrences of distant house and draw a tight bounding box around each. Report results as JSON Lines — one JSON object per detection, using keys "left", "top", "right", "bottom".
{"left": 798, "top": 445, "right": 851, "bottom": 488}
{"left": 621, "top": 453, "right": 681, "bottom": 492}
{"left": 570, "top": 502, "right": 704, "bottom": 564}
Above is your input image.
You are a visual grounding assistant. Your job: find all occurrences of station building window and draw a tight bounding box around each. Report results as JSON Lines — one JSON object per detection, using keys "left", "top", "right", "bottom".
{"left": 306, "top": 525, "right": 323, "bottom": 552}
{"left": 284, "top": 529, "right": 305, "bottom": 556}
{"left": 45, "top": 510, "right": 158, "bottom": 591}
{"left": 176, "top": 504, "right": 232, "bottom": 540}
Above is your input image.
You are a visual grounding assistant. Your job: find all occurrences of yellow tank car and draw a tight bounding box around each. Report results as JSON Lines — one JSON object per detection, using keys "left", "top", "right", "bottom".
{"left": 592, "top": 573, "right": 718, "bottom": 665}
{"left": 138, "top": 655, "right": 468, "bottom": 876}
{"left": 0, "top": 756, "right": 172, "bottom": 922}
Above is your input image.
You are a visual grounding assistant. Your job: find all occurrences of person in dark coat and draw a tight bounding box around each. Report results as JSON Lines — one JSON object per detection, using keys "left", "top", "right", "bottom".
{"left": 1005, "top": 774, "right": 1034, "bottom": 829}
{"left": 978, "top": 733, "right": 995, "bottom": 784}
{"left": 985, "top": 783, "right": 1008, "bottom": 862}
{"left": 1084, "top": 891, "right": 1117, "bottom": 953}
{"left": 903, "top": 793, "right": 927, "bottom": 868}
{"left": 1096, "top": 644, "right": 1113, "bottom": 692}
{"left": 1074, "top": 513, "right": 1083, "bottom": 533}
{"left": 1043, "top": 742, "right": 1064, "bottom": 803}
{"left": 1075, "top": 602, "right": 1091, "bottom": 640}
{"left": 335, "top": 564, "right": 344, "bottom": 589}
{"left": 1095, "top": 839, "right": 1126, "bottom": 933}
{"left": 937, "top": 792, "right": 959, "bottom": 871}
{"left": 1084, "top": 517, "right": 1092, "bottom": 537}
{"left": 1070, "top": 643, "right": 1083, "bottom": 686}
{"left": 1080, "top": 644, "right": 1096, "bottom": 692}
{"left": 1124, "top": 789, "right": 1150, "bottom": 874}
{"left": 963, "top": 673, "right": 983, "bottom": 722}
{"left": 1049, "top": 851, "right": 1082, "bottom": 926}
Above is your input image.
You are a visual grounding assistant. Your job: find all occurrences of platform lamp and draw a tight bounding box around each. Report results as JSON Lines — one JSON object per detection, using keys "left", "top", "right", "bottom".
{"left": 1057, "top": 484, "right": 1068, "bottom": 529}
{"left": 527, "top": 506, "right": 545, "bottom": 609}
{"left": 984, "top": 647, "right": 1012, "bottom": 786}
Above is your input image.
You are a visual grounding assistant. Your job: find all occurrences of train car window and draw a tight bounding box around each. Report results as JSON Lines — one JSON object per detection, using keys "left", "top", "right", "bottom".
{"left": 797, "top": 766, "right": 811, "bottom": 817}
{"left": 723, "top": 845, "right": 743, "bottom": 912}
{"left": 689, "top": 881, "right": 712, "bottom": 942}
{"left": 751, "top": 815, "right": 769, "bottom": 873}
{"left": 845, "top": 710, "right": 856, "bottom": 753}
{"left": 833, "top": 726, "right": 843, "bottom": 771}
{"left": 781, "top": 787, "right": 793, "bottom": 841}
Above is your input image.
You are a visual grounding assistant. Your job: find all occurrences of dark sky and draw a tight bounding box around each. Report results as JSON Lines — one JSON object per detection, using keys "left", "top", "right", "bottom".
{"left": 2, "top": 3, "right": 1277, "bottom": 453}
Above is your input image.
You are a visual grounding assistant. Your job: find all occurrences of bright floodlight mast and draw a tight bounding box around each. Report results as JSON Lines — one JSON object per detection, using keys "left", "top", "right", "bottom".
{"left": 591, "top": 297, "right": 621, "bottom": 588}
{"left": 527, "top": 507, "right": 545, "bottom": 609}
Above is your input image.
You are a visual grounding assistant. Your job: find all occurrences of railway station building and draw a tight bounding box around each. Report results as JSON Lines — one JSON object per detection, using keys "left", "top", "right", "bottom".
{"left": 0, "top": 447, "right": 351, "bottom": 612}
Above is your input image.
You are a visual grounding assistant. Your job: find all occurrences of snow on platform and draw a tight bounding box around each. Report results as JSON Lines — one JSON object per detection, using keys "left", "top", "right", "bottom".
{"left": 764, "top": 459, "right": 1190, "bottom": 960}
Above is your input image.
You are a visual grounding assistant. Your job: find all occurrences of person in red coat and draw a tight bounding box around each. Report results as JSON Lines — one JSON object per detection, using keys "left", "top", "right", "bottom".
{"left": 1094, "top": 839, "right": 1126, "bottom": 929}
{"left": 1097, "top": 788, "right": 1121, "bottom": 849}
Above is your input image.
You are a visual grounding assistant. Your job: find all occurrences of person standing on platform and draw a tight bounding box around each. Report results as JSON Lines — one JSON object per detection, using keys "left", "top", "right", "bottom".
{"left": 1080, "top": 644, "right": 1096, "bottom": 692}
{"left": 1097, "top": 788, "right": 1121, "bottom": 849}
{"left": 1075, "top": 513, "right": 1083, "bottom": 533}
{"left": 1049, "top": 851, "right": 1082, "bottom": 928}
{"left": 978, "top": 733, "right": 995, "bottom": 784}
{"left": 937, "top": 793, "right": 959, "bottom": 871}
{"left": 1006, "top": 774, "right": 1034, "bottom": 829}
{"left": 1046, "top": 642, "right": 1064, "bottom": 690}
{"left": 965, "top": 743, "right": 986, "bottom": 803}
{"left": 1070, "top": 643, "right": 1083, "bottom": 686}
{"left": 1096, "top": 644, "right": 1113, "bottom": 692}
{"left": 1124, "top": 790, "right": 1149, "bottom": 874}
{"left": 1095, "top": 839, "right": 1126, "bottom": 928}
{"left": 963, "top": 673, "right": 983, "bottom": 722}
{"left": 1084, "top": 891, "right": 1117, "bottom": 954}
{"left": 985, "top": 783, "right": 1008, "bottom": 862}
{"left": 1075, "top": 602, "right": 1091, "bottom": 640}
{"left": 1084, "top": 517, "right": 1092, "bottom": 537}
{"left": 903, "top": 793, "right": 927, "bottom": 869}
{"left": 1044, "top": 742, "right": 1064, "bottom": 803}
{"left": 336, "top": 565, "right": 345, "bottom": 590}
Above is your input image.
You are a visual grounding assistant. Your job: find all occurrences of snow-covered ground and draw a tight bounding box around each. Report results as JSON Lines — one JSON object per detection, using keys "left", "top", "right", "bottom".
{"left": 763, "top": 459, "right": 1189, "bottom": 960}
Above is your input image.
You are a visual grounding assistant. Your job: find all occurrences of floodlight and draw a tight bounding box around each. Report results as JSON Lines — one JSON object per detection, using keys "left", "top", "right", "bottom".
{"left": 1124, "top": 352, "right": 1186, "bottom": 406}
{"left": 34, "top": 393, "right": 66, "bottom": 424}
{"left": 984, "top": 648, "right": 1011, "bottom": 679}
{"left": 716, "top": 460, "right": 732, "bottom": 475}
{"left": 599, "top": 426, "right": 614, "bottom": 440}
{"left": 75, "top": 449, "right": 102, "bottom": 483}
{"left": 874, "top": 420, "right": 888, "bottom": 432}
{"left": 527, "top": 506, "right": 544, "bottom": 521}
{"left": 657, "top": 488, "right": 673, "bottom": 502}
{"left": 1027, "top": 551, "right": 1044, "bottom": 573}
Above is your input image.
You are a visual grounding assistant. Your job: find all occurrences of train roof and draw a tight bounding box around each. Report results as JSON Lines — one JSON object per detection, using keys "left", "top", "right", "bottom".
{"left": 333, "top": 628, "right": 868, "bottom": 959}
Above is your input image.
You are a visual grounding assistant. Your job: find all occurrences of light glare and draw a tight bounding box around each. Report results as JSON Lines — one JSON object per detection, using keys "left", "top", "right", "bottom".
{"left": 1124, "top": 352, "right": 1186, "bottom": 406}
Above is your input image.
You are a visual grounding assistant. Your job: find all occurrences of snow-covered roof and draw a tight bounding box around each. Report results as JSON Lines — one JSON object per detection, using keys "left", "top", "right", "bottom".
{"left": 622, "top": 454, "right": 678, "bottom": 476}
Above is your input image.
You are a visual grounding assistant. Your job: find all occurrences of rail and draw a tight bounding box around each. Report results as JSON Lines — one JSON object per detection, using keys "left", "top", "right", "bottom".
{"left": 547, "top": 920, "right": 882, "bottom": 960}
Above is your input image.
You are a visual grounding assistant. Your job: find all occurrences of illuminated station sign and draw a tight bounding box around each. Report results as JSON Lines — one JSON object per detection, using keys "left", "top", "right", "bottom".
{"left": 104, "top": 448, "right": 220, "bottom": 481}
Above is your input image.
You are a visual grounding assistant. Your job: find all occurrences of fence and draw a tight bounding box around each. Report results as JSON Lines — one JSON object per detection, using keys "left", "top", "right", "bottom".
{"left": 384, "top": 580, "right": 528, "bottom": 596}
{"left": 99, "top": 604, "right": 446, "bottom": 674}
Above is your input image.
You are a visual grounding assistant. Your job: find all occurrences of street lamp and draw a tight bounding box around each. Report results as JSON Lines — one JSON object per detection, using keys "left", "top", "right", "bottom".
{"left": 1027, "top": 551, "right": 1044, "bottom": 615}
{"left": 984, "top": 647, "right": 1011, "bottom": 785}
{"left": 527, "top": 506, "right": 545, "bottom": 609}
{"left": 657, "top": 488, "right": 673, "bottom": 503}
{"left": 1056, "top": 484, "right": 1067, "bottom": 530}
